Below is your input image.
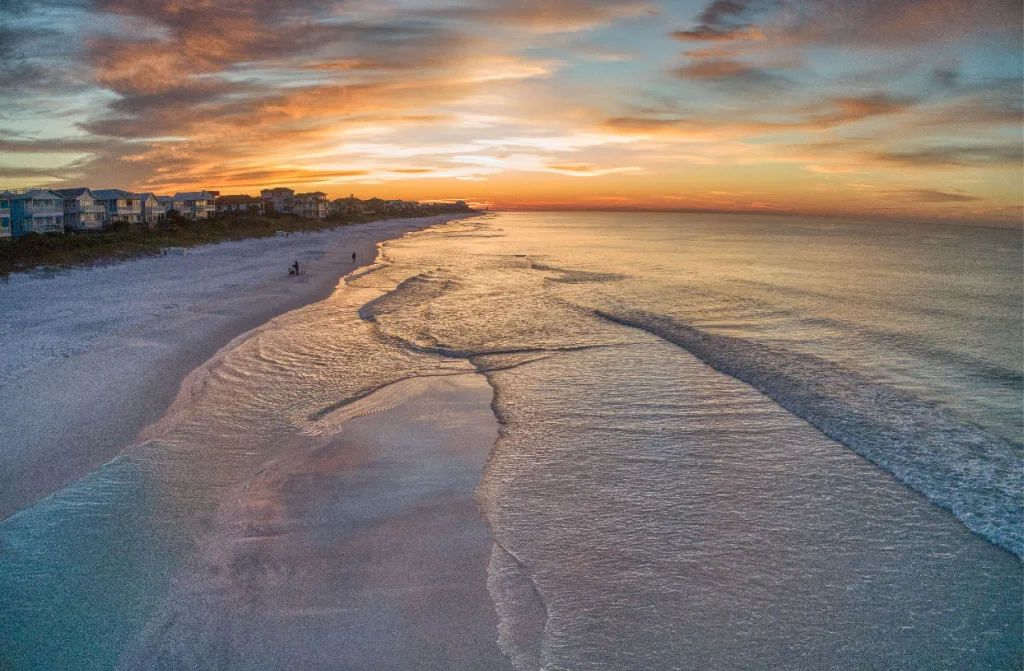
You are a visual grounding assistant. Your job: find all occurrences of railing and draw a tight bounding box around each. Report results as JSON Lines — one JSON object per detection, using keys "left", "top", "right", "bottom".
{"left": 0, "top": 208, "right": 9, "bottom": 217}
{"left": 0, "top": 187, "right": 44, "bottom": 196}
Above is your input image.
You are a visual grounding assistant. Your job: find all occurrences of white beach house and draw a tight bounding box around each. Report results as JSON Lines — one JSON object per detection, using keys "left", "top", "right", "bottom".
{"left": 53, "top": 188, "right": 106, "bottom": 231}
{"left": 132, "top": 193, "right": 165, "bottom": 225}
{"left": 293, "top": 192, "right": 329, "bottom": 219}
{"left": 155, "top": 195, "right": 174, "bottom": 217}
{"left": 92, "top": 189, "right": 142, "bottom": 224}
{"left": 260, "top": 187, "right": 295, "bottom": 215}
{"left": 4, "top": 189, "right": 66, "bottom": 236}
{"left": 169, "top": 191, "right": 217, "bottom": 220}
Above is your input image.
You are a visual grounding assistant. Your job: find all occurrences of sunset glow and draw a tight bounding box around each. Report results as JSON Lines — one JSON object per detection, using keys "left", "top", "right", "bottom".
{"left": 2, "top": 0, "right": 1021, "bottom": 223}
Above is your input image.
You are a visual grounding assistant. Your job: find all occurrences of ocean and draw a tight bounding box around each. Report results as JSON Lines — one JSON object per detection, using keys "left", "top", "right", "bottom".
{"left": 1, "top": 211, "right": 1021, "bottom": 669}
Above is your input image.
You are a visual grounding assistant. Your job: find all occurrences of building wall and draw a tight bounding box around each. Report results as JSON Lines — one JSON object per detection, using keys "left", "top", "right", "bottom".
{"left": 0, "top": 199, "right": 11, "bottom": 237}
{"left": 9, "top": 194, "right": 64, "bottom": 236}
{"left": 64, "top": 195, "right": 106, "bottom": 231}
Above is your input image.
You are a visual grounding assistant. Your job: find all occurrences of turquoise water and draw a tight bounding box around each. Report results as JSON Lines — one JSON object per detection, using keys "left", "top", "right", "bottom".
{"left": 1, "top": 212, "right": 1020, "bottom": 669}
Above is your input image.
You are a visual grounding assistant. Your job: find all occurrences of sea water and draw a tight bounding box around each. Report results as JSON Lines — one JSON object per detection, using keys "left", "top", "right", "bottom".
{"left": 0, "top": 212, "right": 1020, "bottom": 670}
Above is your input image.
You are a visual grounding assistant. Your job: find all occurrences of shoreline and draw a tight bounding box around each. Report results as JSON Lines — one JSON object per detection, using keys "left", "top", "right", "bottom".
{"left": 0, "top": 212, "right": 477, "bottom": 521}
{"left": 119, "top": 373, "right": 513, "bottom": 670}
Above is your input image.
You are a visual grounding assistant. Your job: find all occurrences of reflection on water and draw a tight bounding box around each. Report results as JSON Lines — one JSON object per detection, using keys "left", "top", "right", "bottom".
{"left": 479, "top": 342, "right": 1021, "bottom": 670}
{"left": 1, "top": 213, "right": 1020, "bottom": 670}
{"left": 0, "top": 255, "right": 471, "bottom": 670}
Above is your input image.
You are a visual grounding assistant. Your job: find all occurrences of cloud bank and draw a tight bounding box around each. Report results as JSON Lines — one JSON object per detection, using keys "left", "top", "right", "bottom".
{"left": 0, "top": 0, "right": 1019, "bottom": 223}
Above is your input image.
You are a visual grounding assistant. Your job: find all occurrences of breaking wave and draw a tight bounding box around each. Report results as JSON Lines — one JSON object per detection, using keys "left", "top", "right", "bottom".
{"left": 595, "top": 308, "right": 1023, "bottom": 556}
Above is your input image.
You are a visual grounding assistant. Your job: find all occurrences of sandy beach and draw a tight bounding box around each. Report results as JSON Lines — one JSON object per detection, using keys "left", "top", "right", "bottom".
{"left": 1, "top": 211, "right": 523, "bottom": 671}
{"left": 0, "top": 213, "right": 474, "bottom": 520}
{"left": 118, "top": 374, "right": 512, "bottom": 670}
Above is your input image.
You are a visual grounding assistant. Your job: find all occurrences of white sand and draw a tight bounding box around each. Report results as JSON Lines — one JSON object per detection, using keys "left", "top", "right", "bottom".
{"left": 0, "top": 214, "right": 475, "bottom": 519}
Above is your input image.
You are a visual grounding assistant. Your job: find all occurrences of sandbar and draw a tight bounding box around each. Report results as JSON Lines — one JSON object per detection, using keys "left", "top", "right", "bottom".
{"left": 118, "top": 373, "right": 513, "bottom": 671}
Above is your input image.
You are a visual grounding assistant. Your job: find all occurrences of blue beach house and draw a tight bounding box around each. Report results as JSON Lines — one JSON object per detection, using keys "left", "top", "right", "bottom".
{"left": 5, "top": 189, "right": 65, "bottom": 236}
{"left": 0, "top": 195, "right": 10, "bottom": 238}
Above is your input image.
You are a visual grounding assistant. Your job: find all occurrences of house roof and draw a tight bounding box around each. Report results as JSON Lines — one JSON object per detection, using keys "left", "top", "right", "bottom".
{"left": 171, "top": 191, "right": 215, "bottom": 200}
{"left": 53, "top": 187, "right": 93, "bottom": 199}
{"left": 3, "top": 189, "right": 64, "bottom": 201}
{"left": 156, "top": 196, "right": 174, "bottom": 203}
{"left": 92, "top": 189, "right": 134, "bottom": 200}
{"left": 132, "top": 192, "right": 159, "bottom": 201}
{"left": 217, "top": 195, "right": 261, "bottom": 204}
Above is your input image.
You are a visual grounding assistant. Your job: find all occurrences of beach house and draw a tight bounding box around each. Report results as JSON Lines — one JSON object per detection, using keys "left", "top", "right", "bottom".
{"left": 4, "top": 189, "right": 66, "bottom": 236}
{"left": 92, "top": 189, "right": 142, "bottom": 224}
{"left": 54, "top": 188, "right": 106, "bottom": 231}
{"left": 293, "top": 192, "right": 329, "bottom": 219}
{"left": 155, "top": 196, "right": 174, "bottom": 217}
{"left": 216, "top": 195, "right": 264, "bottom": 215}
{"left": 0, "top": 194, "right": 11, "bottom": 237}
{"left": 331, "top": 195, "right": 368, "bottom": 214}
{"left": 260, "top": 187, "right": 295, "bottom": 215}
{"left": 133, "top": 193, "right": 165, "bottom": 225}
{"left": 170, "top": 191, "right": 217, "bottom": 220}
{"left": 364, "top": 197, "right": 386, "bottom": 214}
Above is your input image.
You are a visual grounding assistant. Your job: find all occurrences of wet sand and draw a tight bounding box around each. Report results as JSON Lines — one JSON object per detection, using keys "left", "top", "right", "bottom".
{"left": 0, "top": 214, "right": 475, "bottom": 520}
{"left": 119, "top": 374, "right": 513, "bottom": 671}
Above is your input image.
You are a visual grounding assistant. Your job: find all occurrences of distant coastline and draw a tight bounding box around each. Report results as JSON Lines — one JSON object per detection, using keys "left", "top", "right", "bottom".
{"left": 0, "top": 205, "right": 473, "bottom": 277}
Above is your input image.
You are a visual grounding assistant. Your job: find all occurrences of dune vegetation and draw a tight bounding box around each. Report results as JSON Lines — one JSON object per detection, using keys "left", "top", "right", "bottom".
{"left": 0, "top": 206, "right": 472, "bottom": 277}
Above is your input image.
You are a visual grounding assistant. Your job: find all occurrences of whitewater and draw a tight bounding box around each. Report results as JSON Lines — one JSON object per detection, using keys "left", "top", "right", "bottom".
{"left": 1, "top": 211, "right": 1020, "bottom": 670}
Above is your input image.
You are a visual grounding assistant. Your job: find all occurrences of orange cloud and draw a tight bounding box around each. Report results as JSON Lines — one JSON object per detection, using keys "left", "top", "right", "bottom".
{"left": 0, "top": 0, "right": 1017, "bottom": 226}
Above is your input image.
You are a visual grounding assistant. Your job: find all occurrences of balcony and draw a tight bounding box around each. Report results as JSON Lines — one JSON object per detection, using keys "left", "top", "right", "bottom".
{"left": 0, "top": 207, "right": 9, "bottom": 217}
{"left": 27, "top": 216, "right": 64, "bottom": 234}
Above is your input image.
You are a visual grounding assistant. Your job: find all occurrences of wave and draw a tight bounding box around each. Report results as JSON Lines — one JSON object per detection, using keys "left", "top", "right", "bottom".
{"left": 595, "top": 308, "right": 1024, "bottom": 557}
{"left": 358, "top": 270, "right": 454, "bottom": 323}
{"left": 530, "top": 262, "right": 628, "bottom": 284}
{"left": 485, "top": 543, "right": 548, "bottom": 671}
{"left": 794, "top": 315, "right": 1024, "bottom": 394}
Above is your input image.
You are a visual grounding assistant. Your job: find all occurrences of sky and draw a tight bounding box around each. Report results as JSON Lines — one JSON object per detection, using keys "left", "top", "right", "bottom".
{"left": 1, "top": 0, "right": 1021, "bottom": 223}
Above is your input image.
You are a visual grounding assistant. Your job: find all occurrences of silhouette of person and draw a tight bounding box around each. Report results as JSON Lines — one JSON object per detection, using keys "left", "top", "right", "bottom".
{"left": 352, "top": 252, "right": 357, "bottom": 263}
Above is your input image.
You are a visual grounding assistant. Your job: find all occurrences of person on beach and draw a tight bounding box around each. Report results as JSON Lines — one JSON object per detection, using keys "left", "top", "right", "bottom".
{"left": 352, "top": 252, "right": 357, "bottom": 263}
{"left": 290, "top": 260, "right": 299, "bottom": 276}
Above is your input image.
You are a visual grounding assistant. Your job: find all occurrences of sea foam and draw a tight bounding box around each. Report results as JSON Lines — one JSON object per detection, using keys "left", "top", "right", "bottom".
{"left": 596, "top": 308, "right": 1024, "bottom": 557}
